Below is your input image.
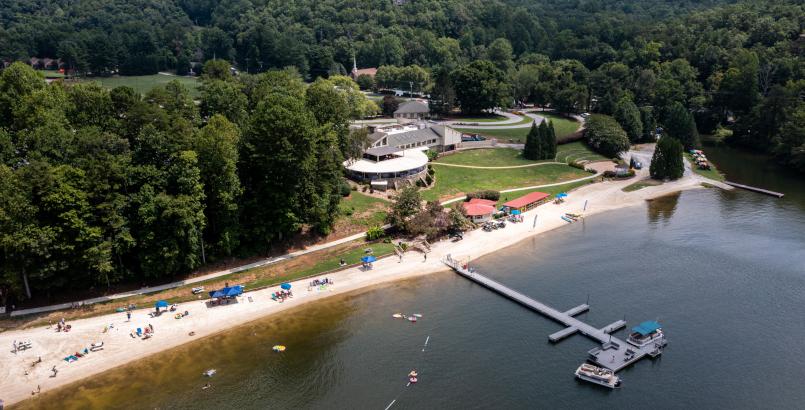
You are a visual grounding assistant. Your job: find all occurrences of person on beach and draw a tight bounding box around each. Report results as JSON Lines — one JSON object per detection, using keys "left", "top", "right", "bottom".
{"left": 126, "top": 311, "right": 131, "bottom": 321}
{"left": 51, "top": 366, "right": 58, "bottom": 377}
{"left": 423, "top": 253, "right": 427, "bottom": 262}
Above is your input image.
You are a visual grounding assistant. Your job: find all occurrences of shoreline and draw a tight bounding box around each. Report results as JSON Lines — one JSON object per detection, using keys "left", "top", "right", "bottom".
{"left": 0, "top": 167, "right": 717, "bottom": 407}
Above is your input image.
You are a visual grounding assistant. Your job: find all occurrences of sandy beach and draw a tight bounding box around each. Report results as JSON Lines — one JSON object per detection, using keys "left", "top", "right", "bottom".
{"left": 0, "top": 160, "right": 720, "bottom": 407}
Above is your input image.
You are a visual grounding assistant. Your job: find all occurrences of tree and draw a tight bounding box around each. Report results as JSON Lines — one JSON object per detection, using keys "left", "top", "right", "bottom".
{"left": 194, "top": 115, "right": 241, "bottom": 256}
{"left": 585, "top": 115, "right": 630, "bottom": 158}
{"left": 486, "top": 38, "right": 514, "bottom": 73}
{"left": 543, "top": 120, "right": 557, "bottom": 159}
{"left": 381, "top": 95, "right": 400, "bottom": 117}
{"left": 387, "top": 185, "right": 422, "bottom": 232}
{"left": 200, "top": 79, "right": 248, "bottom": 126}
{"left": 0, "top": 62, "right": 46, "bottom": 128}
{"left": 202, "top": 59, "right": 232, "bottom": 81}
{"left": 613, "top": 95, "right": 643, "bottom": 143}
{"left": 451, "top": 60, "right": 509, "bottom": 115}
{"left": 639, "top": 106, "right": 657, "bottom": 142}
{"left": 355, "top": 74, "right": 375, "bottom": 90}
{"left": 715, "top": 50, "right": 760, "bottom": 115}
{"left": 663, "top": 102, "right": 699, "bottom": 150}
{"left": 429, "top": 66, "right": 456, "bottom": 116}
{"left": 523, "top": 122, "right": 542, "bottom": 160}
{"left": 650, "top": 137, "right": 684, "bottom": 180}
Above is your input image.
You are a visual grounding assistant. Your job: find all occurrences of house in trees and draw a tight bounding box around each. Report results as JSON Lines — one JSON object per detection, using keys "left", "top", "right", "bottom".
{"left": 350, "top": 56, "right": 377, "bottom": 79}
{"left": 394, "top": 100, "right": 430, "bottom": 121}
{"left": 344, "top": 123, "right": 461, "bottom": 184}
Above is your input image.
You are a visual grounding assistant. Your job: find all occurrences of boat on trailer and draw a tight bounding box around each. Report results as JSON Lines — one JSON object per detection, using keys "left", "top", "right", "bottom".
{"left": 574, "top": 363, "right": 621, "bottom": 389}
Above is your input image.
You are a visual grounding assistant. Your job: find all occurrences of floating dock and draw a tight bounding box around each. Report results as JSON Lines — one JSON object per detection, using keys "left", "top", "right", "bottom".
{"left": 444, "top": 257, "right": 664, "bottom": 372}
{"left": 725, "top": 181, "right": 784, "bottom": 198}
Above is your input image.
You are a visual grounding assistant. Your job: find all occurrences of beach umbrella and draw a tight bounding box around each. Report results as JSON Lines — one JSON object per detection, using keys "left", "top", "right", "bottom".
{"left": 155, "top": 300, "right": 169, "bottom": 309}
{"left": 557, "top": 192, "right": 568, "bottom": 199}
{"left": 280, "top": 283, "right": 292, "bottom": 290}
{"left": 511, "top": 210, "right": 521, "bottom": 215}
{"left": 361, "top": 255, "right": 377, "bottom": 263}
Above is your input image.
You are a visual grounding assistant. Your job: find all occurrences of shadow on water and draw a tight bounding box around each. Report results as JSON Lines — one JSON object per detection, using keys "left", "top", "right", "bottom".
{"left": 646, "top": 192, "right": 681, "bottom": 225}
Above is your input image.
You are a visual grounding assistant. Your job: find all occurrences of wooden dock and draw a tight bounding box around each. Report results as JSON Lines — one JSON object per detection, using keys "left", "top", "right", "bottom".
{"left": 725, "top": 181, "right": 784, "bottom": 198}
{"left": 444, "top": 257, "right": 665, "bottom": 372}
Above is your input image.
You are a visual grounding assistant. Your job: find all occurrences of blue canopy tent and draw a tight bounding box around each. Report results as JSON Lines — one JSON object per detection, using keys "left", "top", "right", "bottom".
{"left": 155, "top": 300, "right": 169, "bottom": 309}
{"left": 280, "top": 283, "right": 291, "bottom": 290}
{"left": 208, "top": 285, "right": 243, "bottom": 299}
{"left": 511, "top": 210, "right": 521, "bottom": 215}
{"left": 632, "top": 321, "right": 662, "bottom": 336}
{"left": 557, "top": 192, "right": 568, "bottom": 199}
{"left": 361, "top": 255, "right": 376, "bottom": 263}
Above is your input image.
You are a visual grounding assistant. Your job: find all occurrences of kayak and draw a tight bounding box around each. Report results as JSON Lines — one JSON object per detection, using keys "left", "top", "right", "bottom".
{"left": 561, "top": 215, "right": 574, "bottom": 223}
{"left": 392, "top": 313, "right": 403, "bottom": 318}
{"left": 412, "top": 314, "right": 423, "bottom": 318}
{"left": 272, "top": 345, "right": 286, "bottom": 352}
{"left": 203, "top": 369, "right": 216, "bottom": 377}
{"left": 408, "top": 316, "right": 417, "bottom": 322}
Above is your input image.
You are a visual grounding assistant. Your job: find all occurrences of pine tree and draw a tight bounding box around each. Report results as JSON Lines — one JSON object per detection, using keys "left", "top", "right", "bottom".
{"left": 650, "top": 137, "right": 684, "bottom": 180}
{"left": 545, "top": 120, "right": 557, "bottom": 159}
{"left": 523, "top": 122, "right": 541, "bottom": 160}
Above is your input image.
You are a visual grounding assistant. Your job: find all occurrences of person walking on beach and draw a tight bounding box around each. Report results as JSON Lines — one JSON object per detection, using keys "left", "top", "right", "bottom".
{"left": 423, "top": 253, "right": 427, "bottom": 262}
{"left": 126, "top": 311, "right": 131, "bottom": 321}
{"left": 51, "top": 366, "right": 58, "bottom": 377}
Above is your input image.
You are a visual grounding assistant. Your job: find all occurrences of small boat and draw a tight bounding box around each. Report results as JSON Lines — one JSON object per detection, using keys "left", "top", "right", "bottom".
{"left": 272, "top": 345, "right": 286, "bottom": 352}
{"left": 392, "top": 313, "right": 403, "bottom": 318}
{"left": 566, "top": 213, "right": 582, "bottom": 218}
{"left": 408, "top": 316, "right": 417, "bottom": 322}
{"left": 203, "top": 369, "right": 217, "bottom": 377}
{"left": 412, "top": 314, "right": 423, "bottom": 318}
{"left": 574, "top": 363, "right": 621, "bottom": 389}
{"left": 409, "top": 377, "right": 418, "bottom": 383}
{"left": 561, "top": 215, "right": 574, "bottom": 223}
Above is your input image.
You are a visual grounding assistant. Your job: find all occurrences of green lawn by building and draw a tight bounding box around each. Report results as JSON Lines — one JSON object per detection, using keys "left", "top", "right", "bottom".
{"left": 436, "top": 148, "right": 551, "bottom": 167}
{"left": 447, "top": 114, "right": 508, "bottom": 123}
{"left": 337, "top": 192, "right": 389, "bottom": 229}
{"left": 454, "top": 113, "right": 579, "bottom": 143}
{"left": 80, "top": 74, "right": 201, "bottom": 98}
{"left": 422, "top": 163, "right": 590, "bottom": 201}
{"left": 556, "top": 141, "right": 611, "bottom": 163}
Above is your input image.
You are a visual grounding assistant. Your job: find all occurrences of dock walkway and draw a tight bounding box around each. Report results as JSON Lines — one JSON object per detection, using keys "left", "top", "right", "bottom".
{"left": 725, "top": 181, "right": 784, "bottom": 198}
{"left": 444, "top": 257, "right": 664, "bottom": 372}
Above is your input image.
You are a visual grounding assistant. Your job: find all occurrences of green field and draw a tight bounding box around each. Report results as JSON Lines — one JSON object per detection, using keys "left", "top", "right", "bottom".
{"left": 80, "top": 74, "right": 201, "bottom": 97}
{"left": 423, "top": 163, "right": 590, "bottom": 201}
{"left": 37, "top": 70, "right": 65, "bottom": 79}
{"left": 337, "top": 192, "right": 389, "bottom": 229}
{"left": 685, "top": 153, "right": 725, "bottom": 181}
{"left": 436, "top": 148, "right": 551, "bottom": 167}
{"left": 556, "top": 141, "right": 611, "bottom": 163}
{"left": 448, "top": 114, "right": 508, "bottom": 123}
{"left": 454, "top": 113, "right": 579, "bottom": 143}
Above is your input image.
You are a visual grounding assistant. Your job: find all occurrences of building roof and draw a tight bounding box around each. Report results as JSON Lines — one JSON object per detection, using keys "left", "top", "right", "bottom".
{"left": 353, "top": 68, "right": 377, "bottom": 77}
{"left": 395, "top": 100, "right": 430, "bottom": 114}
{"left": 344, "top": 148, "right": 428, "bottom": 174}
{"left": 368, "top": 131, "right": 386, "bottom": 143}
{"left": 365, "top": 145, "right": 402, "bottom": 157}
{"left": 467, "top": 198, "right": 497, "bottom": 207}
{"left": 632, "top": 321, "right": 662, "bottom": 336}
{"left": 462, "top": 202, "right": 496, "bottom": 217}
{"left": 503, "top": 191, "right": 550, "bottom": 209}
{"left": 387, "top": 127, "right": 439, "bottom": 147}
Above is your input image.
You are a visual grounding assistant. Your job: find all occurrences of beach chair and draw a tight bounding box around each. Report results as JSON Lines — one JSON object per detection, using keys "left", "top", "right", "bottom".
{"left": 136, "top": 328, "right": 142, "bottom": 337}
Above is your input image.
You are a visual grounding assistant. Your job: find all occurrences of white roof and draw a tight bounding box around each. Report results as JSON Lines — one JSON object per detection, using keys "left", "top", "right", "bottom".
{"left": 344, "top": 148, "right": 428, "bottom": 174}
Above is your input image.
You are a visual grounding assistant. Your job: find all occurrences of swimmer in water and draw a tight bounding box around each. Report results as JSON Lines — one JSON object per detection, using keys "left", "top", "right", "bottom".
{"left": 202, "top": 383, "right": 211, "bottom": 390}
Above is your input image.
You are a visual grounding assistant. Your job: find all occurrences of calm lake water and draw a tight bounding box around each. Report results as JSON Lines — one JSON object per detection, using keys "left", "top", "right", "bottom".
{"left": 16, "top": 149, "right": 805, "bottom": 409}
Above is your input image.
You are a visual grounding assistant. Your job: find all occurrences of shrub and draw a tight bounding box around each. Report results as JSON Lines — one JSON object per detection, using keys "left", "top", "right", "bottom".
{"left": 466, "top": 190, "right": 500, "bottom": 201}
{"left": 339, "top": 181, "right": 352, "bottom": 197}
{"left": 416, "top": 179, "right": 425, "bottom": 187}
{"left": 569, "top": 161, "right": 586, "bottom": 170}
{"left": 585, "top": 114, "right": 630, "bottom": 158}
{"left": 425, "top": 173, "right": 433, "bottom": 186}
{"left": 356, "top": 74, "right": 375, "bottom": 90}
{"left": 426, "top": 149, "right": 439, "bottom": 161}
{"left": 362, "top": 185, "right": 368, "bottom": 192}
{"left": 343, "top": 207, "right": 354, "bottom": 216}
{"left": 351, "top": 185, "right": 358, "bottom": 191}
{"left": 366, "top": 225, "right": 385, "bottom": 241}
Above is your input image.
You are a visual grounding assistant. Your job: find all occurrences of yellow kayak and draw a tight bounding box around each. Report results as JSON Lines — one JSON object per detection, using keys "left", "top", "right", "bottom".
{"left": 272, "top": 345, "right": 286, "bottom": 352}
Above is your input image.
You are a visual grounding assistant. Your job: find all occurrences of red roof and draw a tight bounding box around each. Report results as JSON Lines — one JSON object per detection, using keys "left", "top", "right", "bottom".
{"left": 467, "top": 198, "right": 496, "bottom": 207}
{"left": 503, "top": 192, "right": 550, "bottom": 209}
{"left": 462, "top": 202, "right": 496, "bottom": 217}
{"left": 352, "top": 68, "right": 378, "bottom": 77}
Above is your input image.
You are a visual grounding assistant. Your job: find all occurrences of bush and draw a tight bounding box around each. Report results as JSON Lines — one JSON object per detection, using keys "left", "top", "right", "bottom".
{"left": 351, "top": 185, "right": 358, "bottom": 191}
{"left": 466, "top": 190, "right": 500, "bottom": 201}
{"left": 343, "top": 207, "right": 354, "bottom": 216}
{"left": 426, "top": 149, "right": 439, "bottom": 161}
{"left": 569, "top": 161, "right": 586, "bottom": 170}
{"left": 366, "top": 225, "right": 385, "bottom": 241}
{"left": 362, "top": 185, "right": 368, "bottom": 192}
{"left": 425, "top": 173, "right": 433, "bottom": 186}
{"left": 585, "top": 114, "right": 630, "bottom": 158}
{"left": 339, "top": 181, "right": 352, "bottom": 197}
{"left": 356, "top": 74, "right": 375, "bottom": 90}
{"left": 416, "top": 179, "right": 425, "bottom": 187}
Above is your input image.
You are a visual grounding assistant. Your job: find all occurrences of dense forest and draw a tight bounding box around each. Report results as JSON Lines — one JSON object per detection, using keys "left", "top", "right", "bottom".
{"left": 0, "top": 0, "right": 803, "bottom": 305}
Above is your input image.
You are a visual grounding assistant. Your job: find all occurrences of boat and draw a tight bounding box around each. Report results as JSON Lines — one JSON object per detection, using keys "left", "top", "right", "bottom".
{"left": 409, "top": 376, "right": 418, "bottom": 383}
{"left": 408, "top": 316, "right": 417, "bottom": 322}
{"left": 203, "top": 369, "right": 217, "bottom": 377}
{"left": 412, "top": 314, "right": 423, "bottom": 318}
{"left": 272, "top": 345, "right": 286, "bottom": 352}
{"left": 574, "top": 363, "right": 621, "bottom": 389}
{"left": 561, "top": 215, "right": 574, "bottom": 223}
{"left": 626, "top": 321, "right": 667, "bottom": 348}
{"left": 392, "top": 313, "right": 403, "bottom": 318}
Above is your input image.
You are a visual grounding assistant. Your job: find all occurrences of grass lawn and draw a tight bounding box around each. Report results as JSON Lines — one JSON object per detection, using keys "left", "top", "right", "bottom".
{"left": 336, "top": 192, "right": 389, "bottom": 232}
{"left": 38, "top": 70, "right": 64, "bottom": 79}
{"left": 454, "top": 113, "right": 579, "bottom": 143}
{"left": 448, "top": 114, "right": 508, "bottom": 122}
{"left": 422, "top": 163, "right": 590, "bottom": 201}
{"left": 622, "top": 179, "right": 662, "bottom": 192}
{"left": 685, "top": 153, "right": 725, "bottom": 181}
{"left": 80, "top": 74, "right": 201, "bottom": 98}
{"left": 556, "top": 141, "right": 611, "bottom": 163}
{"left": 436, "top": 148, "right": 551, "bottom": 167}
